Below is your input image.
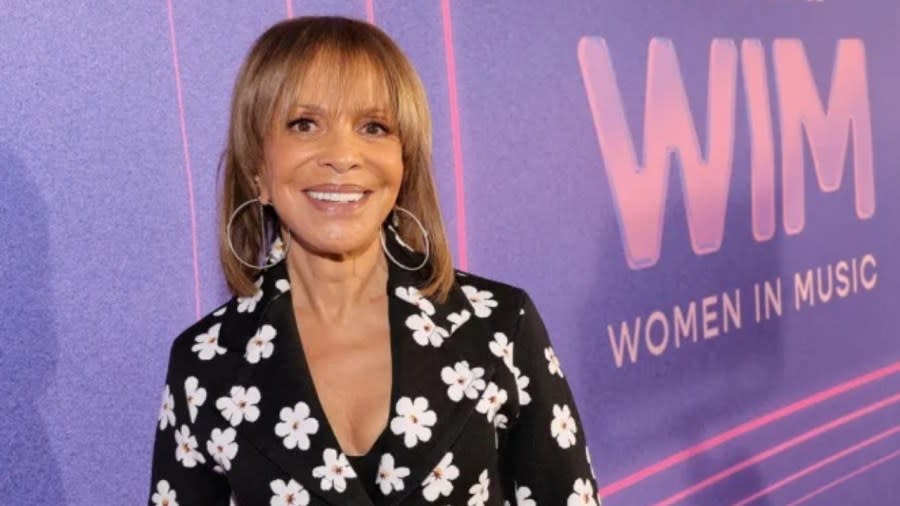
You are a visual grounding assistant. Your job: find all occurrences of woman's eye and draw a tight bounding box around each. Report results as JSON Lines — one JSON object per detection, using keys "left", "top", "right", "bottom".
{"left": 287, "top": 117, "right": 317, "bottom": 133}
{"left": 362, "top": 121, "right": 390, "bottom": 135}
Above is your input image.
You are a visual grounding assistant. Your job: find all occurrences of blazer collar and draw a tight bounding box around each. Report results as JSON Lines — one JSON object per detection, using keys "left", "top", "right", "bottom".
{"left": 215, "top": 244, "right": 496, "bottom": 505}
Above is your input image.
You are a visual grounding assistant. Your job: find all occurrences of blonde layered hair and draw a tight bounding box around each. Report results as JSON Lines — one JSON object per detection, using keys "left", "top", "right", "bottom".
{"left": 219, "top": 16, "right": 454, "bottom": 301}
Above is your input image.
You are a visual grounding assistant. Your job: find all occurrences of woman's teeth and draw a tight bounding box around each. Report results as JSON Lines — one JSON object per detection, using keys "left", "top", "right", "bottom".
{"left": 306, "top": 191, "right": 365, "bottom": 203}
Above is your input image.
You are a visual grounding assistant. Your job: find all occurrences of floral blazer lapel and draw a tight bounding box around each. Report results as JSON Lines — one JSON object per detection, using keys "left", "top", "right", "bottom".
{"left": 212, "top": 252, "right": 497, "bottom": 505}
{"left": 379, "top": 263, "right": 498, "bottom": 505}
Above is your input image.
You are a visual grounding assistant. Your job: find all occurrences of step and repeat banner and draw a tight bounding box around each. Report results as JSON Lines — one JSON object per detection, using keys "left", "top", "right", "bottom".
{"left": 1, "top": 1, "right": 897, "bottom": 504}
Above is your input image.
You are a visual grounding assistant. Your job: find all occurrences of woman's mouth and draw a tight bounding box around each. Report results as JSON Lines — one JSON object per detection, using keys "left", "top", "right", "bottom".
{"left": 305, "top": 190, "right": 366, "bottom": 203}
{"left": 302, "top": 186, "right": 373, "bottom": 214}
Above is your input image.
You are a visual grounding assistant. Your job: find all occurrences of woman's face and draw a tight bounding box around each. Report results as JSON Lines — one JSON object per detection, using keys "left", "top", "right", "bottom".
{"left": 258, "top": 59, "right": 403, "bottom": 260}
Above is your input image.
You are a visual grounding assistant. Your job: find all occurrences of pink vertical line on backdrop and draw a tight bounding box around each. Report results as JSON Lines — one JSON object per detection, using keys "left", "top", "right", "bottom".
{"left": 652, "top": 392, "right": 900, "bottom": 506}
{"left": 165, "top": 0, "right": 202, "bottom": 319}
{"left": 731, "top": 425, "right": 900, "bottom": 506}
{"left": 599, "top": 360, "right": 900, "bottom": 498}
{"left": 440, "top": 0, "right": 468, "bottom": 270}
{"left": 285, "top": 0, "right": 294, "bottom": 18}
{"left": 785, "top": 447, "right": 900, "bottom": 506}
{"left": 365, "top": 0, "right": 375, "bottom": 24}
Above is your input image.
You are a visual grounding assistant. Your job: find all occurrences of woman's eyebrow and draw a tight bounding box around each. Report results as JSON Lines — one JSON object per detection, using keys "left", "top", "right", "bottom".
{"left": 361, "top": 107, "right": 388, "bottom": 116}
{"left": 289, "top": 103, "right": 326, "bottom": 114}
{"left": 355, "top": 106, "right": 394, "bottom": 119}
{"left": 287, "top": 103, "right": 393, "bottom": 119}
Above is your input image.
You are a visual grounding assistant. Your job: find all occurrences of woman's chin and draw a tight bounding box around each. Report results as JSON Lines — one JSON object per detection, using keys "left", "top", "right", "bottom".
{"left": 288, "top": 231, "right": 382, "bottom": 261}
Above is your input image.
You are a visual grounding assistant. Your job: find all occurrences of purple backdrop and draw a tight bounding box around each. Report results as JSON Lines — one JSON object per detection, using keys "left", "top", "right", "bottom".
{"left": 1, "top": 1, "right": 897, "bottom": 504}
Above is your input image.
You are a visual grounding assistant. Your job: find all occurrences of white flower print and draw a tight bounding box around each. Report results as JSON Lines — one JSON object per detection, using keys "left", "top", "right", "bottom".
{"left": 268, "top": 237, "right": 287, "bottom": 262}
{"left": 207, "top": 427, "right": 239, "bottom": 472}
{"left": 492, "top": 412, "right": 508, "bottom": 431}
{"left": 151, "top": 479, "right": 179, "bottom": 506}
{"left": 270, "top": 478, "right": 310, "bottom": 506}
{"left": 275, "top": 401, "right": 320, "bottom": 451}
{"left": 462, "top": 285, "right": 498, "bottom": 318}
{"left": 545, "top": 346, "right": 564, "bottom": 378}
{"left": 376, "top": 453, "right": 410, "bottom": 495}
{"left": 312, "top": 448, "right": 356, "bottom": 493}
{"left": 390, "top": 396, "right": 437, "bottom": 448}
{"left": 216, "top": 386, "right": 261, "bottom": 426}
{"left": 515, "top": 485, "right": 537, "bottom": 506}
{"left": 475, "top": 382, "right": 508, "bottom": 423}
{"left": 395, "top": 286, "right": 435, "bottom": 315}
{"left": 174, "top": 424, "right": 206, "bottom": 468}
{"left": 421, "top": 452, "right": 460, "bottom": 502}
{"left": 237, "top": 279, "right": 263, "bottom": 313}
{"left": 275, "top": 278, "right": 290, "bottom": 293}
{"left": 405, "top": 313, "right": 450, "bottom": 347}
{"left": 158, "top": 384, "right": 175, "bottom": 430}
{"left": 245, "top": 324, "right": 277, "bottom": 364}
{"left": 447, "top": 309, "right": 471, "bottom": 334}
{"left": 441, "top": 361, "right": 486, "bottom": 402}
{"left": 489, "top": 332, "right": 515, "bottom": 370}
{"left": 512, "top": 366, "right": 532, "bottom": 406}
{"left": 467, "top": 469, "right": 490, "bottom": 506}
{"left": 192, "top": 323, "right": 226, "bottom": 360}
{"left": 184, "top": 376, "right": 206, "bottom": 423}
{"left": 213, "top": 304, "right": 227, "bottom": 317}
{"left": 567, "top": 478, "right": 598, "bottom": 506}
{"left": 492, "top": 412, "right": 508, "bottom": 449}
{"left": 551, "top": 404, "right": 578, "bottom": 449}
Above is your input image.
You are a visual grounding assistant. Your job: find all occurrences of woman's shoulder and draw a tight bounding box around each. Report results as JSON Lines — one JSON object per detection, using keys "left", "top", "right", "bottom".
{"left": 453, "top": 268, "right": 532, "bottom": 298}
{"left": 165, "top": 297, "right": 242, "bottom": 368}
{"left": 451, "top": 268, "right": 532, "bottom": 323}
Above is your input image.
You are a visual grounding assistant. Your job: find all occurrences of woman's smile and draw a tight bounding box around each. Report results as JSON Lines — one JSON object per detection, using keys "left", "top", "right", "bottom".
{"left": 303, "top": 184, "right": 376, "bottom": 216}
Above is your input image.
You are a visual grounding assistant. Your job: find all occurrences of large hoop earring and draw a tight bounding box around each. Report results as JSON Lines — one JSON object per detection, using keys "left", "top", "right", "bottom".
{"left": 380, "top": 206, "right": 430, "bottom": 271}
{"left": 226, "top": 198, "right": 290, "bottom": 270}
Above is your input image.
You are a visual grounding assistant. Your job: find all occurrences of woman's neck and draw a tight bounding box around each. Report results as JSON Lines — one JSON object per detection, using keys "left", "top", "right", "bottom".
{"left": 284, "top": 237, "right": 388, "bottom": 323}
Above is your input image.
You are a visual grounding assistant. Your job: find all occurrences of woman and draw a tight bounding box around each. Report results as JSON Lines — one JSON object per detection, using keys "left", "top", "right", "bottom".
{"left": 149, "top": 16, "right": 599, "bottom": 506}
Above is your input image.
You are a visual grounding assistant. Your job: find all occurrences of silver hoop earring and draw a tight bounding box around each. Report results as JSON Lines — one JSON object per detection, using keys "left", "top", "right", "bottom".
{"left": 226, "top": 198, "right": 290, "bottom": 270}
{"left": 380, "top": 206, "right": 430, "bottom": 271}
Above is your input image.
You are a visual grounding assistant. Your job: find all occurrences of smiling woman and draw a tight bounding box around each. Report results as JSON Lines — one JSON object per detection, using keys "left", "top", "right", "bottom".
{"left": 148, "top": 16, "right": 599, "bottom": 506}
{"left": 220, "top": 17, "right": 451, "bottom": 299}
{"left": 257, "top": 60, "right": 404, "bottom": 266}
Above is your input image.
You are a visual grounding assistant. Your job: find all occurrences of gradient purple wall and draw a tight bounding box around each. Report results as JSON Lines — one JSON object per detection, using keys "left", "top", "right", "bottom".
{"left": 0, "top": 1, "right": 897, "bottom": 504}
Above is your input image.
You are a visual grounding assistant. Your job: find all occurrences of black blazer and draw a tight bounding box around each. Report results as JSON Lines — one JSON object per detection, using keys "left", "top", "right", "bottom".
{"left": 148, "top": 253, "right": 599, "bottom": 505}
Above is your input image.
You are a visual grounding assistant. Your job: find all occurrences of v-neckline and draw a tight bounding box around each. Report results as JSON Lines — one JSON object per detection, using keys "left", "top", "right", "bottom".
{"left": 283, "top": 270, "right": 402, "bottom": 460}
{"left": 220, "top": 248, "right": 503, "bottom": 505}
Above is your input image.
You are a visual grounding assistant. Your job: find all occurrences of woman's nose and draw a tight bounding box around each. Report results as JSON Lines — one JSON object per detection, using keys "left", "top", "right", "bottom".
{"left": 317, "top": 128, "right": 361, "bottom": 173}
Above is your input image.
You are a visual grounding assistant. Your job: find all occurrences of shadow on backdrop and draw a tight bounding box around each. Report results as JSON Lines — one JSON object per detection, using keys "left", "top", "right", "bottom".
{"left": 577, "top": 151, "right": 784, "bottom": 504}
{"left": 0, "top": 150, "right": 65, "bottom": 503}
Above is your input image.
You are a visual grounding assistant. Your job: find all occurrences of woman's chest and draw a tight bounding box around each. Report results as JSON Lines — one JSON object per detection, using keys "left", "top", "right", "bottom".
{"left": 214, "top": 365, "right": 520, "bottom": 506}
{"left": 301, "top": 320, "right": 393, "bottom": 457}
{"left": 191, "top": 273, "right": 526, "bottom": 504}
{"left": 188, "top": 332, "right": 521, "bottom": 505}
